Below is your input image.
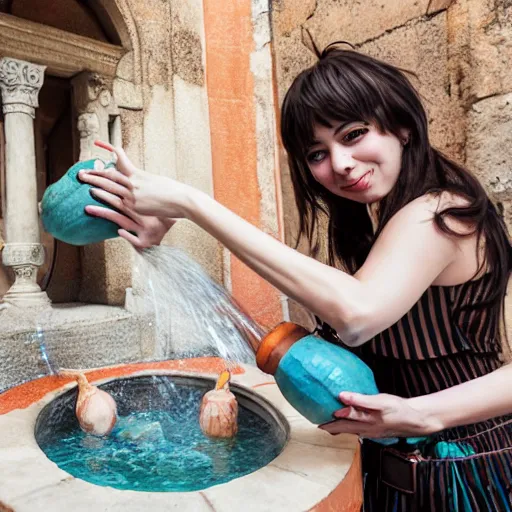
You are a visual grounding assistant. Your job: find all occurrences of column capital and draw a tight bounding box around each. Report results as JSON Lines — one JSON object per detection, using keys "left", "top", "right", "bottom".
{"left": 72, "top": 71, "right": 116, "bottom": 115}
{"left": 0, "top": 57, "right": 46, "bottom": 118}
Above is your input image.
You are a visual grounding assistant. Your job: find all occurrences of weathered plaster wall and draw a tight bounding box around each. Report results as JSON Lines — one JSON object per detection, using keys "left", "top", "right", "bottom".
{"left": 271, "top": 0, "right": 512, "bottom": 327}
{"left": 80, "top": 0, "right": 223, "bottom": 305}
{"left": 203, "top": 0, "right": 284, "bottom": 328}
{"left": 167, "top": 0, "right": 221, "bottom": 283}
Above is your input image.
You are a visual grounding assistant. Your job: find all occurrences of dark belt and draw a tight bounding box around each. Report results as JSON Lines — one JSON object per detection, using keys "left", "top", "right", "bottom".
{"left": 361, "top": 439, "right": 423, "bottom": 494}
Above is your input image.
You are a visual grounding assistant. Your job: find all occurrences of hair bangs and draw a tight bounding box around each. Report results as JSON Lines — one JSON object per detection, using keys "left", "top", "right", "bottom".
{"left": 281, "top": 57, "right": 393, "bottom": 160}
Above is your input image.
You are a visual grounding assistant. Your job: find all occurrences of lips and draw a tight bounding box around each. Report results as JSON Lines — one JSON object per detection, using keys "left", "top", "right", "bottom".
{"left": 341, "top": 169, "right": 373, "bottom": 192}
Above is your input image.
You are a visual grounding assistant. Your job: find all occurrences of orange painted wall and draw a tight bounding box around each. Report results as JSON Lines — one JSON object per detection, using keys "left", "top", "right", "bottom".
{"left": 203, "top": 0, "right": 283, "bottom": 330}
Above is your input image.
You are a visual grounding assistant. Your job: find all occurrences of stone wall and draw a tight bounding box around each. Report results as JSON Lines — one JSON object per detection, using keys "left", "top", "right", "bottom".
{"left": 271, "top": 0, "right": 512, "bottom": 329}
{"left": 0, "top": 0, "right": 223, "bottom": 307}
{"left": 83, "top": 0, "right": 222, "bottom": 306}
{"left": 0, "top": 0, "right": 284, "bottom": 329}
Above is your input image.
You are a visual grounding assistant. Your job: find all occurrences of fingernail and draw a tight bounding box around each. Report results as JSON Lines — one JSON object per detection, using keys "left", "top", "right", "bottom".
{"left": 318, "top": 425, "right": 338, "bottom": 436}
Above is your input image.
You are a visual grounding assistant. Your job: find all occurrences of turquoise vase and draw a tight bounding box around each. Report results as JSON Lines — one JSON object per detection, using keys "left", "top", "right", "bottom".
{"left": 276, "top": 335, "right": 379, "bottom": 424}
{"left": 256, "top": 323, "right": 379, "bottom": 424}
{"left": 256, "top": 323, "right": 425, "bottom": 446}
{"left": 40, "top": 159, "right": 119, "bottom": 246}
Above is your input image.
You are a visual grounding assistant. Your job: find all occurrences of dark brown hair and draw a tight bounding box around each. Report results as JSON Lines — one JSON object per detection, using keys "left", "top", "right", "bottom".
{"left": 280, "top": 45, "right": 511, "bottom": 346}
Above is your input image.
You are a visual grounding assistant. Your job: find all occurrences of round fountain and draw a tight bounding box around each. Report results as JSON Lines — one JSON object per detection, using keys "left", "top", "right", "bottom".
{"left": 35, "top": 374, "right": 287, "bottom": 492}
{"left": 0, "top": 247, "right": 361, "bottom": 510}
{"left": 0, "top": 363, "right": 361, "bottom": 511}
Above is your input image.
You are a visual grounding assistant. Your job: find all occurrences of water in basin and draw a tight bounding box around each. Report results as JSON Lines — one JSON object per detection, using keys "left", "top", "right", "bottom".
{"left": 35, "top": 375, "right": 287, "bottom": 492}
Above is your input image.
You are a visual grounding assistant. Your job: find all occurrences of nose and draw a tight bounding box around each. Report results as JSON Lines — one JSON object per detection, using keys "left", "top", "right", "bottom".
{"left": 331, "top": 146, "right": 356, "bottom": 176}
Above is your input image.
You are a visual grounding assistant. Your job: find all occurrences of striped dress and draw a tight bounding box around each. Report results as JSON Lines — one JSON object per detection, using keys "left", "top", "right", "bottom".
{"left": 350, "top": 273, "right": 512, "bottom": 511}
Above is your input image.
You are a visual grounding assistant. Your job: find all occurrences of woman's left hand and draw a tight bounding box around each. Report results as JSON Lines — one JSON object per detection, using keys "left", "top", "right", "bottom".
{"left": 85, "top": 187, "right": 176, "bottom": 250}
{"left": 318, "top": 392, "right": 443, "bottom": 438}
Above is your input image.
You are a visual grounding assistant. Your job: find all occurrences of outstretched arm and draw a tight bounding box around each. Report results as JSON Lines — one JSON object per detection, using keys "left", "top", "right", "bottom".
{"left": 319, "top": 363, "right": 512, "bottom": 437}
{"left": 80, "top": 142, "right": 463, "bottom": 346}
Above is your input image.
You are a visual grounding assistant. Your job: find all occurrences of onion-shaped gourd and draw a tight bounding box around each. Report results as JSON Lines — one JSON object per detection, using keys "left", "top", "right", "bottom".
{"left": 60, "top": 370, "right": 117, "bottom": 437}
{"left": 40, "top": 159, "right": 119, "bottom": 246}
{"left": 199, "top": 370, "right": 238, "bottom": 438}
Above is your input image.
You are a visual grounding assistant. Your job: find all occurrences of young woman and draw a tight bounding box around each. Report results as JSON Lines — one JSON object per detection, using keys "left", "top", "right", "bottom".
{"left": 79, "top": 45, "right": 512, "bottom": 510}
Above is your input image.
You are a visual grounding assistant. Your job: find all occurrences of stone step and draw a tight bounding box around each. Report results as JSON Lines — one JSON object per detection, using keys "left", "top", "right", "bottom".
{"left": 0, "top": 303, "right": 155, "bottom": 392}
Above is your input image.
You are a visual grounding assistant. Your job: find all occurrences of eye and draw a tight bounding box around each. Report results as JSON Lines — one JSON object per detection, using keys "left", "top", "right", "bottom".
{"left": 343, "top": 128, "right": 368, "bottom": 143}
{"left": 306, "top": 150, "right": 326, "bottom": 164}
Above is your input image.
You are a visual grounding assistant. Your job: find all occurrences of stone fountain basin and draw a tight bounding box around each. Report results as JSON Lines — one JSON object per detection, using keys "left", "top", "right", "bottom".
{"left": 35, "top": 374, "right": 289, "bottom": 492}
{"left": 0, "top": 360, "right": 361, "bottom": 511}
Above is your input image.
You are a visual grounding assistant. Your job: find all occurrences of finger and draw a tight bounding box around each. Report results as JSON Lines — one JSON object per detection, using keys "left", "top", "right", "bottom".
{"left": 89, "top": 188, "right": 137, "bottom": 216}
{"left": 89, "top": 188, "right": 126, "bottom": 212}
{"left": 318, "top": 419, "right": 365, "bottom": 436}
{"left": 94, "top": 140, "right": 114, "bottom": 152}
{"left": 85, "top": 205, "right": 140, "bottom": 233}
{"left": 79, "top": 174, "right": 132, "bottom": 200}
{"left": 339, "top": 392, "right": 385, "bottom": 411}
{"left": 333, "top": 406, "right": 376, "bottom": 423}
{"left": 118, "top": 229, "right": 146, "bottom": 250}
{"left": 94, "top": 141, "right": 137, "bottom": 177}
{"left": 122, "top": 205, "right": 144, "bottom": 225}
{"left": 81, "top": 165, "right": 133, "bottom": 190}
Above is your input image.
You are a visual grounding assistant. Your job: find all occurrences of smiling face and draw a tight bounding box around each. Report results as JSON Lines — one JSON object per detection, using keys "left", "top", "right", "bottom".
{"left": 305, "top": 121, "right": 407, "bottom": 204}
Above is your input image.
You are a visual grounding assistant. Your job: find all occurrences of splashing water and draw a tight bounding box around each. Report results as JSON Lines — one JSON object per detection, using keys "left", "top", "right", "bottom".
{"left": 34, "top": 323, "right": 56, "bottom": 375}
{"left": 134, "top": 246, "right": 265, "bottom": 366}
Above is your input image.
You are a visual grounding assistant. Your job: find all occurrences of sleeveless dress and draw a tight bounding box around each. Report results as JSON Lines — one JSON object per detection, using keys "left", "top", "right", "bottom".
{"left": 342, "top": 273, "right": 512, "bottom": 511}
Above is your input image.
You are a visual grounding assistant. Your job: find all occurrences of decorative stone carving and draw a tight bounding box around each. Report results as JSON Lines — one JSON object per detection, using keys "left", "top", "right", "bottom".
{"left": 73, "top": 73, "right": 115, "bottom": 114}
{"left": 0, "top": 57, "right": 49, "bottom": 306}
{"left": 1, "top": 243, "right": 48, "bottom": 303}
{"left": 77, "top": 112, "right": 101, "bottom": 137}
{"left": 77, "top": 113, "right": 101, "bottom": 162}
{"left": 72, "top": 72, "right": 120, "bottom": 162}
{"left": 0, "top": 57, "right": 46, "bottom": 117}
{"left": 2, "top": 243, "right": 45, "bottom": 267}
{"left": 0, "top": 13, "right": 124, "bottom": 79}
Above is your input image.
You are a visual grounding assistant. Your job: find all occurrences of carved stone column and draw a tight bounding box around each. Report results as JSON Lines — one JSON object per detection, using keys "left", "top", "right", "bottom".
{"left": 72, "top": 72, "right": 119, "bottom": 162}
{"left": 0, "top": 57, "right": 49, "bottom": 306}
{"left": 71, "top": 72, "right": 127, "bottom": 305}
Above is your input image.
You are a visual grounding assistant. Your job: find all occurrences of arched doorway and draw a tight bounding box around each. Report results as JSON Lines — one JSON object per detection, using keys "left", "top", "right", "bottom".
{"left": 0, "top": 0, "right": 134, "bottom": 303}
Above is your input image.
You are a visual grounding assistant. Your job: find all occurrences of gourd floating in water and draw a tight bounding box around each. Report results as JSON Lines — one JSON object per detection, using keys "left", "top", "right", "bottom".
{"left": 60, "top": 370, "right": 118, "bottom": 437}
{"left": 40, "top": 159, "right": 119, "bottom": 246}
{"left": 199, "top": 370, "right": 238, "bottom": 438}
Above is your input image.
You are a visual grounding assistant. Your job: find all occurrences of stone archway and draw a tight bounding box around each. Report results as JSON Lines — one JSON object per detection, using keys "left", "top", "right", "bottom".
{"left": 0, "top": 0, "right": 142, "bottom": 305}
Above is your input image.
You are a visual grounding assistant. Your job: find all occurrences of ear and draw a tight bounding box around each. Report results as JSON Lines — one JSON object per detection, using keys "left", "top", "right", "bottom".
{"left": 399, "top": 128, "right": 410, "bottom": 146}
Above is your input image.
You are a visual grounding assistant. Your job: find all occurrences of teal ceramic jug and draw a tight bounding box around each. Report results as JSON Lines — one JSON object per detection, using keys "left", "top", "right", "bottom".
{"left": 40, "top": 159, "right": 119, "bottom": 246}
{"left": 256, "top": 322, "right": 425, "bottom": 446}
{"left": 256, "top": 322, "right": 379, "bottom": 424}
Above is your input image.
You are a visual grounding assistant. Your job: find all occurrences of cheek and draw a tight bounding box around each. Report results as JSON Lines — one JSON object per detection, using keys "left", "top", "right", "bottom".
{"left": 309, "top": 164, "right": 333, "bottom": 186}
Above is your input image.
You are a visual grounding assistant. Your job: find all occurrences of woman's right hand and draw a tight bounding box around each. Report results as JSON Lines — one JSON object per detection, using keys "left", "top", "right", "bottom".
{"left": 78, "top": 140, "right": 196, "bottom": 219}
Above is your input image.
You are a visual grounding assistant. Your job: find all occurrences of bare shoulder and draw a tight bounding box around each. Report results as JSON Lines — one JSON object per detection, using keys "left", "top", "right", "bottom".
{"left": 403, "top": 193, "right": 483, "bottom": 284}
{"left": 396, "top": 192, "right": 476, "bottom": 236}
